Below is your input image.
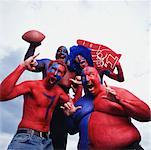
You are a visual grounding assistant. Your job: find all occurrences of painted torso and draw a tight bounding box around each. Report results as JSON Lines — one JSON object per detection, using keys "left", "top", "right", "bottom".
{"left": 88, "top": 90, "right": 141, "bottom": 150}
{"left": 18, "top": 80, "right": 68, "bottom": 132}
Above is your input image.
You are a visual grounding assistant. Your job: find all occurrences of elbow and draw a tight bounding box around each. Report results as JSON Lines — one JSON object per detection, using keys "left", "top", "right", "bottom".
{"left": 117, "top": 76, "right": 124, "bottom": 82}
{"left": 0, "top": 88, "right": 8, "bottom": 101}
{"left": 136, "top": 110, "right": 151, "bottom": 122}
{"left": 0, "top": 93, "right": 8, "bottom": 101}
{"left": 143, "top": 110, "right": 151, "bottom": 122}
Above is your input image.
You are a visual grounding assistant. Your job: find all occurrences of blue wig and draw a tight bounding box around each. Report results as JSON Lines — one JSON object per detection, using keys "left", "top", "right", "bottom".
{"left": 69, "top": 45, "right": 93, "bottom": 75}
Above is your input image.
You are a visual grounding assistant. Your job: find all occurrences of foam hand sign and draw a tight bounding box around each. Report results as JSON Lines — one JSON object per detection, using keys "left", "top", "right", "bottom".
{"left": 77, "top": 39, "right": 121, "bottom": 72}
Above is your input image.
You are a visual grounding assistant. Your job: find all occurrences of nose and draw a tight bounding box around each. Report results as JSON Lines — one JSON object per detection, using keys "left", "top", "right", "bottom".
{"left": 54, "top": 70, "right": 58, "bottom": 76}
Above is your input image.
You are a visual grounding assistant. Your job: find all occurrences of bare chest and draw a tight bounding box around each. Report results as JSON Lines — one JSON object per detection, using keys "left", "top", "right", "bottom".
{"left": 27, "top": 85, "right": 60, "bottom": 107}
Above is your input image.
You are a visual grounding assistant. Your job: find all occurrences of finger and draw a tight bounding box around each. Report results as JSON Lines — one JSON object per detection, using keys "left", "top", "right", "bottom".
{"left": 32, "top": 53, "right": 40, "bottom": 59}
{"left": 76, "top": 76, "right": 81, "bottom": 81}
{"left": 101, "top": 96, "right": 108, "bottom": 99}
{"left": 70, "top": 79, "right": 82, "bottom": 85}
{"left": 64, "top": 103, "right": 71, "bottom": 110}
{"left": 104, "top": 80, "right": 109, "bottom": 87}
{"left": 75, "top": 106, "right": 82, "bottom": 110}
{"left": 60, "top": 106, "right": 65, "bottom": 110}
{"left": 31, "top": 66, "right": 36, "bottom": 70}
{"left": 26, "top": 63, "right": 32, "bottom": 70}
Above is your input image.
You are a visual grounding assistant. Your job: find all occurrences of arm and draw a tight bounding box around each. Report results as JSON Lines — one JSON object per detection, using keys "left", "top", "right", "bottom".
{"left": 72, "top": 85, "right": 83, "bottom": 103}
{"left": 116, "top": 89, "right": 151, "bottom": 122}
{"left": 106, "top": 62, "right": 124, "bottom": 82}
{"left": 0, "top": 65, "right": 31, "bottom": 101}
{"left": 0, "top": 55, "right": 38, "bottom": 101}
{"left": 24, "top": 42, "right": 41, "bottom": 60}
{"left": 107, "top": 86, "right": 151, "bottom": 122}
{"left": 24, "top": 42, "right": 50, "bottom": 73}
{"left": 70, "top": 76, "right": 83, "bottom": 103}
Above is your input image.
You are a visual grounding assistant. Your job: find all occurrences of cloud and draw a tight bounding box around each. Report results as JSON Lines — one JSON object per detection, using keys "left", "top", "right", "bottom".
{"left": 0, "top": 1, "right": 150, "bottom": 150}
{"left": 0, "top": 133, "right": 14, "bottom": 150}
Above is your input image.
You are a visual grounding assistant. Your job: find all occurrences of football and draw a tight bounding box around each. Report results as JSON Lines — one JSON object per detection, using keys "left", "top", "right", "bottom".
{"left": 22, "top": 30, "right": 45, "bottom": 43}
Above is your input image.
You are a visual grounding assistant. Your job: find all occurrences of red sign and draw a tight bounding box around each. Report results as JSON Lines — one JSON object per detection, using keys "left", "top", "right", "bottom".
{"left": 77, "top": 39, "right": 121, "bottom": 72}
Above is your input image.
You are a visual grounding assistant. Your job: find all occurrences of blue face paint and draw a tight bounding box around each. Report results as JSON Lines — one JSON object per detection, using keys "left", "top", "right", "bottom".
{"left": 55, "top": 74, "right": 61, "bottom": 81}
{"left": 47, "top": 63, "right": 59, "bottom": 73}
{"left": 47, "top": 63, "right": 63, "bottom": 82}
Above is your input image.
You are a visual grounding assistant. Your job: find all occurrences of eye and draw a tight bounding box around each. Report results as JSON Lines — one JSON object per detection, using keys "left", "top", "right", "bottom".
{"left": 49, "top": 67, "right": 56, "bottom": 73}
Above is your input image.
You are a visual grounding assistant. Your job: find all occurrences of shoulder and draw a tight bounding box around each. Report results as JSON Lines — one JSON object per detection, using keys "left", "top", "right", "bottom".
{"left": 20, "top": 80, "right": 42, "bottom": 87}
{"left": 53, "top": 84, "right": 65, "bottom": 93}
{"left": 111, "top": 86, "right": 139, "bottom": 99}
{"left": 111, "top": 86, "right": 129, "bottom": 93}
{"left": 36, "top": 58, "right": 51, "bottom": 63}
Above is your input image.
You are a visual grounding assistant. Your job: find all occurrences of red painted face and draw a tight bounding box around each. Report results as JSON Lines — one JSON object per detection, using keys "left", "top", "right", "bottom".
{"left": 82, "top": 66, "right": 101, "bottom": 95}
{"left": 75, "top": 55, "right": 88, "bottom": 69}
{"left": 46, "top": 63, "right": 66, "bottom": 86}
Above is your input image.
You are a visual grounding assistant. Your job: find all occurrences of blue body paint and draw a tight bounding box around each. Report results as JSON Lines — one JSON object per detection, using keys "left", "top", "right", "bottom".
{"left": 43, "top": 93, "right": 56, "bottom": 119}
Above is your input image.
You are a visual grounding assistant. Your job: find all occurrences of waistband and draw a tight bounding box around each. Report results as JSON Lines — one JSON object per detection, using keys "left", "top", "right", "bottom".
{"left": 17, "top": 128, "right": 50, "bottom": 139}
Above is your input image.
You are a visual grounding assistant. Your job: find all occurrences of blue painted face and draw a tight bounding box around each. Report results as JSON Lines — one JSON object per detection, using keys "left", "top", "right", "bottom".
{"left": 47, "top": 63, "right": 65, "bottom": 82}
{"left": 75, "top": 55, "right": 88, "bottom": 69}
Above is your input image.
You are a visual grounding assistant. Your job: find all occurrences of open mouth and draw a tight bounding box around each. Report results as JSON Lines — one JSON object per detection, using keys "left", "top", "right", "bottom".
{"left": 49, "top": 77, "right": 57, "bottom": 84}
{"left": 80, "top": 60, "right": 85, "bottom": 64}
{"left": 86, "top": 82, "right": 94, "bottom": 92}
{"left": 80, "top": 60, "right": 87, "bottom": 68}
{"left": 58, "top": 54, "right": 66, "bottom": 59}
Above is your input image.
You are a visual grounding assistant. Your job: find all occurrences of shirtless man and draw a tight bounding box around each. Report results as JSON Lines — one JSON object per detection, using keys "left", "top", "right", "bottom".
{"left": 0, "top": 55, "right": 80, "bottom": 150}
{"left": 82, "top": 66, "right": 150, "bottom": 149}
{"left": 24, "top": 43, "right": 82, "bottom": 149}
{"left": 66, "top": 66, "right": 150, "bottom": 149}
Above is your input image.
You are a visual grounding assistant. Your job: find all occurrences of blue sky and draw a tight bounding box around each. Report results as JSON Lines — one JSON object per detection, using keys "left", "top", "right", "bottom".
{"left": 0, "top": 0, "right": 150, "bottom": 149}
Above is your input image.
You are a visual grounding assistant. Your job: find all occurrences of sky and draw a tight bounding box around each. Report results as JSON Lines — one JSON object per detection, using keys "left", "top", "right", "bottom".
{"left": 0, "top": 0, "right": 151, "bottom": 149}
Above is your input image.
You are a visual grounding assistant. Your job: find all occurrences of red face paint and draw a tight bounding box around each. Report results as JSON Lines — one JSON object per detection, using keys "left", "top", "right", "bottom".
{"left": 82, "top": 66, "right": 101, "bottom": 95}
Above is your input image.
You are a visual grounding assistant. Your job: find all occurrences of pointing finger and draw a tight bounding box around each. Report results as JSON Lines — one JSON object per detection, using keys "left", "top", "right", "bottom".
{"left": 32, "top": 53, "right": 40, "bottom": 59}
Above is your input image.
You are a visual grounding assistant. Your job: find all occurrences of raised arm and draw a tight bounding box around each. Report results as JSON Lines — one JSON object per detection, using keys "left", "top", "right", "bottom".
{"left": 70, "top": 76, "right": 83, "bottom": 103}
{"left": 24, "top": 43, "right": 51, "bottom": 75}
{"left": 105, "top": 62, "right": 124, "bottom": 82}
{"left": 24, "top": 42, "right": 41, "bottom": 60}
{"left": 0, "top": 65, "right": 26, "bottom": 101}
{"left": 0, "top": 55, "right": 38, "bottom": 101}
